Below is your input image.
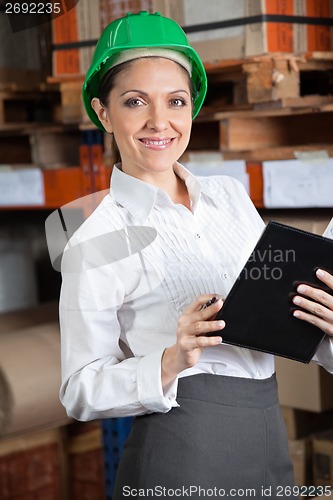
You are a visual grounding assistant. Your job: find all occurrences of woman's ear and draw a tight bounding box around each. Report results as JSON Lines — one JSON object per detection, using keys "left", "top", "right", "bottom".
{"left": 91, "top": 98, "right": 113, "bottom": 133}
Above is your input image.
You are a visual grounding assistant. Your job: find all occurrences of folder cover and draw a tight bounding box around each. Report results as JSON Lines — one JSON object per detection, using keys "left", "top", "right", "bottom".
{"left": 209, "top": 221, "right": 333, "bottom": 363}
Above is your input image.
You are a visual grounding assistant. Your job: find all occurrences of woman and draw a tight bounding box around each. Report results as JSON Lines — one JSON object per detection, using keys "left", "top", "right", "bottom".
{"left": 59, "top": 11, "right": 333, "bottom": 498}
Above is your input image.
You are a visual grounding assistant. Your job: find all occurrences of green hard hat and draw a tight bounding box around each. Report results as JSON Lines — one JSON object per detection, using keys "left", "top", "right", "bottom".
{"left": 82, "top": 11, "right": 208, "bottom": 130}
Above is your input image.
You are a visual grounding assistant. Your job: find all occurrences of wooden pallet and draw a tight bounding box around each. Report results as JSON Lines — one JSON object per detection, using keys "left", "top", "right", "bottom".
{"left": 0, "top": 89, "right": 60, "bottom": 125}
{"left": 47, "top": 77, "right": 92, "bottom": 125}
{"left": 48, "top": 52, "right": 333, "bottom": 127}
{"left": 192, "top": 103, "right": 333, "bottom": 156}
{"left": 204, "top": 52, "right": 333, "bottom": 110}
{"left": 59, "top": 81, "right": 90, "bottom": 124}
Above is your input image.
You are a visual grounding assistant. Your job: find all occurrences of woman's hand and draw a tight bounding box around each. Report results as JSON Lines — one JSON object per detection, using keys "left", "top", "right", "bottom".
{"left": 161, "top": 294, "right": 225, "bottom": 387}
{"left": 292, "top": 269, "right": 333, "bottom": 336}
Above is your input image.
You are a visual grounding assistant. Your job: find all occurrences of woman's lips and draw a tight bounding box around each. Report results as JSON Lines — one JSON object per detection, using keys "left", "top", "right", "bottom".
{"left": 138, "top": 137, "right": 175, "bottom": 150}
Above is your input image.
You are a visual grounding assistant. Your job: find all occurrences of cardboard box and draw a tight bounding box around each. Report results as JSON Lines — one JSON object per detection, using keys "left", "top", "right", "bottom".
{"left": 0, "top": 322, "right": 69, "bottom": 438}
{"left": 282, "top": 406, "right": 333, "bottom": 440}
{"left": 261, "top": 211, "right": 332, "bottom": 237}
{"left": 30, "top": 129, "right": 81, "bottom": 168}
{"left": 52, "top": 0, "right": 155, "bottom": 77}
{"left": 52, "top": 0, "right": 333, "bottom": 75}
{"left": 0, "top": 302, "right": 58, "bottom": 334}
{"left": 153, "top": 0, "right": 248, "bottom": 61}
{"left": 100, "top": 0, "right": 154, "bottom": 30}
{"left": 153, "top": 0, "right": 333, "bottom": 63}
{"left": 288, "top": 438, "right": 312, "bottom": 486}
{"left": 312, "top": 429, "right": 333, "bottom": 486}
{"left": 0, "top": 14, "right": 45, "bottom": 88}
{"left": 67, "top": 421, "right": 106, "bottom": 500}
{"left": 59, "top": 81, "right": 89, "bottom": 124}
{"left": 52, "top": 0, "right": 100, "bottom": 77}
{"left": 0, "top": 428, "right": 67, "bottom": 499}
{"left": 276, "top": 357, "right": 333, "bottom": 412}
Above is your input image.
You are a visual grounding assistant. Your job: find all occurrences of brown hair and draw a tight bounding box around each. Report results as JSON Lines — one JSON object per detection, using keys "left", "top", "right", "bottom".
{"left": 99, "top": 62, "right": 129, "bottom": 165}
{"left": 98, "top": 57, "right": 193, "bottom": 165}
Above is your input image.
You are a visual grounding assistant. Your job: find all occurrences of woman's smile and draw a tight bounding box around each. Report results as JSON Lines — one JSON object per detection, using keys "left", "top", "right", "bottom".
{"left": 138, "top": 136, "right": 176, "bottom": 150}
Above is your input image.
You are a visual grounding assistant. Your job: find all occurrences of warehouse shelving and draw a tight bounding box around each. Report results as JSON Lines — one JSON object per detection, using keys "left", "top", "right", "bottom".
{"left": 1, "top": 50, "right": 332, "bottom": 211}
{"left": 1, "top": 35, "right": 333, "bottom": 498}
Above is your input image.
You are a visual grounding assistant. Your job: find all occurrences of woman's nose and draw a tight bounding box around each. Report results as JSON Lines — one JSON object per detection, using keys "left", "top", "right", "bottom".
{"left": 146, "top": 103, "right": 168, "bottom": 131}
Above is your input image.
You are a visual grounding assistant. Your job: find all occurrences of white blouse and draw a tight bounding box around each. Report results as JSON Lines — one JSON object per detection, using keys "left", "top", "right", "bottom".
{"left": 59, "top": 163, "right": 333, "bottom": 421}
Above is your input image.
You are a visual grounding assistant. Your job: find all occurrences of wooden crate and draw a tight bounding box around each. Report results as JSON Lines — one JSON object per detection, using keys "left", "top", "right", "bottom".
{"left": 0, "top": 428, "right": 67, "bottom": 500}
{"left": 67, "top": 421, "right": 106, "bottom": 500}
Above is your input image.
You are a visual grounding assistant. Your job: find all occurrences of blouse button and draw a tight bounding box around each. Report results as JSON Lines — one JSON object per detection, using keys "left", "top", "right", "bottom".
{"left": 195, "top": 233, "right": 201, "bottom": 239}
{"left": 220, "top": 273, "right": 227, "bottom": 280}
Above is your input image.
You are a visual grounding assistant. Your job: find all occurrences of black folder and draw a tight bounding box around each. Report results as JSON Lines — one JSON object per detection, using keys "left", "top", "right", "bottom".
{"left": 208, "top": 221, "right": 333, "bottom": 363}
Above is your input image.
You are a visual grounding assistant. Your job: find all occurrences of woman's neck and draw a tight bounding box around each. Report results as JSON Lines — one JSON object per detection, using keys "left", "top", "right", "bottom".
{"left": 172, "top": 174, "right": 191, "bottom": 210}
{"left": 121, "top": 163, "right": 191, "bottom": 210}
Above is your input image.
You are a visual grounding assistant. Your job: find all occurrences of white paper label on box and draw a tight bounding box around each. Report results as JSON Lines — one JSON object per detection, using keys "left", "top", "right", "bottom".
{"left": 263, "top": 159, "right": 333, "bottom": 208}
{"left": 184, "top": 160, "right": 249, "bottom": 194}
{"left": 0, "top": 168, "right": 45, "bottom": 206}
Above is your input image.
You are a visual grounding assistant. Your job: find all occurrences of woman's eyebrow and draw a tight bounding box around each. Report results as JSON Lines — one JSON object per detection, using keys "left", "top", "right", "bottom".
{"left": 120, "top": 89, "right": 190, "bottom": 97}
{"left": 120, "top": 89, "right": 148, "bottom": 96}
{"left": 170, "top": 89, "right": 190, "bottom": 96}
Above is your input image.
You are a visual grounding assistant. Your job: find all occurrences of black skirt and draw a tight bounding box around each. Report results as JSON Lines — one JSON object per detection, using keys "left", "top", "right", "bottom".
{"left": 113, "top": 373, "right": 295, "bottom": 499}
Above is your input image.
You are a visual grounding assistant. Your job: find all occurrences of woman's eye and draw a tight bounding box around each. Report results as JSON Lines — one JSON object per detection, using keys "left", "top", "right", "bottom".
{"left": 170, "top": 98, "right": 187, "bottom": 107}
{"left": 124, "top": 98, "right": 144, "bottom": 108}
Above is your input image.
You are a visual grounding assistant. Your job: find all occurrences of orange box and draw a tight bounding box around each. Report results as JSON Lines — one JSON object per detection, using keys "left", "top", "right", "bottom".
{"left": 52, "top": 0, "right": 101, "bottom": 77}
{"left": 265, "top": 0, "right": 294, "bottom": 53}
{"left": 306, "top": 0, "right": 332, "bottom": 52}
{"left": 52, "top": 7, "right": 80, "bottom": 76}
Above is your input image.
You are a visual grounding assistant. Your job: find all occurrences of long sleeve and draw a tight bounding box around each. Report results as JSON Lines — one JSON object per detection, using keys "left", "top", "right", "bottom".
{"left": 59, "top": 252, "right": 178, "bottom": 421}
{"left": 312, "top": 336, "right": 333, "bottom": 374}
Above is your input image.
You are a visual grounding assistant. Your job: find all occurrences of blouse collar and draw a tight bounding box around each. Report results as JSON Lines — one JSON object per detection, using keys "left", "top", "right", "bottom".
{"left": 110, "top": 162, "right": 214, "bottom": 224}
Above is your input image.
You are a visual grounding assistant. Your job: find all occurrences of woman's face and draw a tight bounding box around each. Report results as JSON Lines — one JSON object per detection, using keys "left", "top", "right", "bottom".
{"left": 98, "top": 57, "right": 192, "bottom": 178}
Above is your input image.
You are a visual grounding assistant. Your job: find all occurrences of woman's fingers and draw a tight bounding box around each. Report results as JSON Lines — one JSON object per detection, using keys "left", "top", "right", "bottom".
{"left": 177, "top": 298, "right": 225, "bottom": 351}
{"left": 178, "top": 327, "right": 223, "bottom": 351}
{"left": 293, "top": 308, "right": 333, "bottom": 336}
{"left": 316, "top": 268, "right": 333, "bottom": 290}
{"left": 191, "top": 333, "right": 223, "bottom": 348}
{"left": 295, "top": 282, "right": 333, "bottom": 308}
{"left": 292, "top": 270, "right": 333, "bottom": 336}
{"left": 293, "top": 294, "right": 333, "bottom": 321}
{"left": 193, "top": 318, "right": 225, "bottom": 336}
{"left": 179, "top": 299, "right": 224, "bottom": 332}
